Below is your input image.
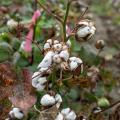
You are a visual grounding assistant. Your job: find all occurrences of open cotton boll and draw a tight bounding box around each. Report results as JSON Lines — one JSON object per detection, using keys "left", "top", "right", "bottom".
{"left": 46, "top": 39, "right": 52, "bottom": 45}
{"left": 9, "top": 108, "right": 24, "bottom": 120}
{"left": 69, "top": 61, "right": 78, "bottom": 71}
{"left": 66, "top": 111, "right": 77, "bottom": 120}
{"left": 76, "top": 58, "right": 83, "bottom": 64}
{"left": 55, "top": 113, "right": 64, "bottom": 120}
{"left": 39, "top": 67, "right": 52, "bottom": 75}
{"left": 37, "top": 77, "right": 47, "bottom": 84}
{"left": 40, "top": 94, "right": 56, "bottom": 106}
{"left": 14, "top": 111, "right": 24, "bottom": 119}
{"left": 38, "top": 51, "right": 54, "bottom": 68}
{"left": 53, "top": 43, "right": 62, "bottom": 52}
{"left": 77, "top": 26, "right": 91, "bottom": 38}
{"left": 55, "top": 94, "right": 62, "bottom": 108}
{"left": 54, "top": 40, "right": 59, "bottom": 44}
{"left": 59, "top": 50, "right": 69, "bottom": 61}
{"left": 53, "top": 54, "right": 61, "bottom": 63}
{"left": 44, "top": 43, "right": 51, "bottom": 50}
{"left": 61, "top": 108, "right": 71, "bottom": 116}
{"left": 32, "top": 72, "right": 41, "bottom": 87}
{"left": 36, "top": 83, "right": 46, "bottom": 91}
{"left": 69, "top": 57, "right": 77, "bottom": 62}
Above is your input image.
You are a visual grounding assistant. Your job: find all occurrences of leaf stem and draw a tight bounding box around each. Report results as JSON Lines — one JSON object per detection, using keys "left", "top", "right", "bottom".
{"left": 63, "top": 0, "right": 71, "bottom": 42}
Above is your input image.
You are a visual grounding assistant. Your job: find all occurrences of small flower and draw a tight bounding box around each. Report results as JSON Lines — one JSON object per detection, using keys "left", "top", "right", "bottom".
{"left": 59, "top": 50, "right": 69, "bottom": 61}
{"left": 40, "top": 94, "right": 56, "bottom": 106}
{"left": 9, "top": 108, "right": 24, "bottom": 119}
{"left": 75, "top": 19, "right": 96, "bottom": 42}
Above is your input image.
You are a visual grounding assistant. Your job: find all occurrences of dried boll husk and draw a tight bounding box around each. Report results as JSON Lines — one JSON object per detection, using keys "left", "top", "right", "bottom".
{"left": 75, "top": 19, "right": 96, "bottom": 42}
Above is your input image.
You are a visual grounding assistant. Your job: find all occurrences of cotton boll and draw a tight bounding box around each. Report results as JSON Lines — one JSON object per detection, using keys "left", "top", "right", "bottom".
{"left": 55, "top": 94, "right": 62, "bottom": 103}
{"left": 75, "top": 19, "right": 96, "bottom": 42}
{"left": 55, "top": 94, "right": 62, "bottom": 108}
{"left": 76, "top": 58, "right": 83, "bottom": 64}
{"left": 61, "top": 108, "right": 70, "bottom": 116}
{"left": 39, "top": 67, "right": 52, "bottom": 75}
{"left": 59, "top": 50, "right": 69, "bottom": 61}
{"left": 69, "top": 61, "right": 78, "bottom": 71}
{"left": 40, "top": 94, "right": 56, "bottom": 106}
{"left": 53, "top": 54, "right": 61, "bottom": 63}
{"left": 46, "top": 39, "right": 52, "bottom": 45}
{"left": 14, "top": 111, "right": 24, "bottom": 119}
{"left": 36, "top": 83, "right": 46, "bottom": 91}
{"left": 37, "top": 77, "right": 47, "bottom": 84}
{"left": 69, "top": 57, "right": 77, "bottom": 62}
{"left": 10, "top": 108, "right": 24, "bottom": 119}
{"left": 44, "top": 43, "right": 51, "bottom": 50}
{"left": 38, "top": 51, "right": 54, "bottom": 68}
{"left": 66, "top": 111, "right": 76, "bottom": 120}
{"left": 77, "top": 26, "right": 91, "bottom": 38}
{"left": 54, "top": 40, "right": 59, "bottom": 44}
{"left": 55, "top": 113, "right": 64, "bottom": 120}
{"left": 53, "top": 43, "right": 62, "bottom": 52}
{"left": 32, "top": 72, "right": 41, "bottom": 87}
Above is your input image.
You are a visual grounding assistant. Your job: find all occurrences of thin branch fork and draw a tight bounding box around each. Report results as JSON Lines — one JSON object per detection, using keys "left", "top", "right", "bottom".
{"left": 37, "top": 0, "right": 63, "bottom": 23}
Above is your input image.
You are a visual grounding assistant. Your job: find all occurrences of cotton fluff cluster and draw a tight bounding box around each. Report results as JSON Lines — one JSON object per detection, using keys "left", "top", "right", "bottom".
{"left": 9, "top": 108, "right": 24, "bottom": 120}
{"left": 32, "top": 68, "right": 51, "bottom": 91}
{"left": 40, "top": 93, "right": 62, "bottom": 108}
{"left": 7, "top": 19, "right": 18, "bottom": 29}
{"left": 55, "top": 108, "right": 77, "bottom": 120}
{"left": 75, "top": 19, "right": 96, "bottom": 42}
{"left": 32, "top": 39, "right": 83, "bottom": 91}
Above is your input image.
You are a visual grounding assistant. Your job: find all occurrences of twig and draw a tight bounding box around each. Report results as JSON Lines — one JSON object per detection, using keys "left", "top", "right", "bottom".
{"left": 97, "top": 100, "right": 120, "bottom": 114}
{"left": 33, "top": 41, "right": 43, "bottom": 54}
{"left": 37, "top": 0, "right": 63, "bottom": 23}
{"left": 79, "top": 7, "right": 88, "bottom": 20}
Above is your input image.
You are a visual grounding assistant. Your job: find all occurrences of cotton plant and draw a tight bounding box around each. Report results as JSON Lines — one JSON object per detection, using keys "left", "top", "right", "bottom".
{"left": 6, "top": 0, "right": 98, "bottom": 119}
